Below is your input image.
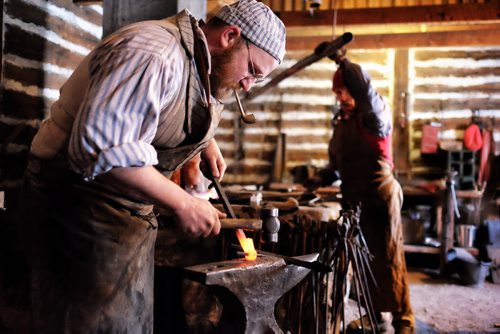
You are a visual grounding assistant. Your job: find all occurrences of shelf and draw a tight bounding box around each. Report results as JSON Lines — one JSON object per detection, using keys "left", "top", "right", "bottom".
{"left": 404, "top": 244, "right": 479, "bottom": 258}
{"left": 404, "top": 244, "right": 441, "bottom": 254}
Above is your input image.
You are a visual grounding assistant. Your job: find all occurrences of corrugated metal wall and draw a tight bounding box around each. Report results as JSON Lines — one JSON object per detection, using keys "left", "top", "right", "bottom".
{"left": 0, "top": 0, "right": 102, "bottom": 192}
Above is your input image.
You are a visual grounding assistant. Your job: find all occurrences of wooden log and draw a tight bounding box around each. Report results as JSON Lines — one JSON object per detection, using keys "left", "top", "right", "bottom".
{"left": 414, "top": 50, "right": 500, "bottom": 61}
{"left": 4, "top": 26, "right": 87, "bottom": 67}
{"left": 286, "top": 150, "right": 328, "bottom": 161}
{"left": 225, "top": 164, "right": 273, "bottom": 175}
{"left": 281, "top": 119, "right": 332, "bottom": 129}
{"left": 414, "top": 83, "right": 500, "bottom": 94}
{"left": 3, "top": 62, "right": 67, "bottom": 91}
{"left": 413, "top": 98, "right": 500, "bottom": 112}
{"left": 0, "top": 123, "right": 38, "bottom": 148}
{"left": 1, "top": 90, "right": 48, "bottom": 120}
{"left": 57, "top": 0, "right": 103, "bottom": 25}
{"left": 411, "top": 119, "right": 471, "bottom": 129}
{"left": 5, "top": 0, "right": 100, "bottom": 49}
{"left": 415, "top": 67, "right": 500, "bottom": 78}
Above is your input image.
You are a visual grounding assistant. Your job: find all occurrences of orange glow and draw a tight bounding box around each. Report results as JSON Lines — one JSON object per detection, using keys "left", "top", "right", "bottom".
{"left": 236, "top": 229, "right": 257, "bottom": 261}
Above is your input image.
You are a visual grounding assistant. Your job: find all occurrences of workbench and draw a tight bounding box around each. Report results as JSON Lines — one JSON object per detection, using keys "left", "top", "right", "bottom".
{"left": 401, "top": 184, "right": 444, "bottom": 257}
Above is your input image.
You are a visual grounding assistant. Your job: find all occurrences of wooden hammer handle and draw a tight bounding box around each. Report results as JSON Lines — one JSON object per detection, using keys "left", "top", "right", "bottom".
{"left": 220, "top": 218, "right": 262, "bottom": 231}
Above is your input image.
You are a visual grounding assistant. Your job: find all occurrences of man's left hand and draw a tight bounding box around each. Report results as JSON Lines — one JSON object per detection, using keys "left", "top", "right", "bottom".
{"left": 201, "top": 138, "right": 226, "bottom": 180}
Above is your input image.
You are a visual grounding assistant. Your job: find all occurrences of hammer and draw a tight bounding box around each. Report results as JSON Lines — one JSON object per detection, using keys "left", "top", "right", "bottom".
{"left": 220, "top": 218, "right": 262, "bottom": 231}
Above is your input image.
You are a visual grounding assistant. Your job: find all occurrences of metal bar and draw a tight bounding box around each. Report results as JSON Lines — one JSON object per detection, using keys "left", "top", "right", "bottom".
{"left": 208, "top": 175, "right": 236, "bottom": 218}
{"left": 232, "top": 245, "right": 332, "bottom": 273}
{"left": 352, "top": 245, "right": 377, "bottom": 333}
{"left": 244, "top": 32, "right": 353, "bottom": 100}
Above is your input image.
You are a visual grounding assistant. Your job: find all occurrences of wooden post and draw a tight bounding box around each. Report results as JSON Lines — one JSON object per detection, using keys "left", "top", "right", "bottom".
{"left": 392, "top": 49, "right": 411, "bottom": 175}
{"left": 103, "top": 0, "right": 206, "bottom": 37}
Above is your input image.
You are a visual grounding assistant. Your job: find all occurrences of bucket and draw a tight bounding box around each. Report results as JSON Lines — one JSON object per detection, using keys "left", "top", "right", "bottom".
{"left": 402, "top": 216, "right": 425, "bottom": 244}
{"left": 456, "top": 224, "right": 476, "bottom": 248}
{"left": 446, "top": 248, "right": 491, "bottom": 287}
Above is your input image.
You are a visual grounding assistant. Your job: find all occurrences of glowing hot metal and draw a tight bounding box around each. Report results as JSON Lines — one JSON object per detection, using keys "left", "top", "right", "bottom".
{"left": 207, "top": 169, "right": 257, "bottom": 261}
{"left": 236, "top": 229, "right": 257, "bottom": 261}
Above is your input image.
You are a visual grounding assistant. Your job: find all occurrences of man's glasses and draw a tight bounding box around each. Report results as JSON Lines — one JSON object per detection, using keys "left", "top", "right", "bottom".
{"left": 246, "top": 40, "right": 265, "bottom": 84}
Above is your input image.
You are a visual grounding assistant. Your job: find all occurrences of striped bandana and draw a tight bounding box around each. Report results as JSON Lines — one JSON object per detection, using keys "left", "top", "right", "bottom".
{"left": 215, "top": 0, "right": 286, "bottom": 63}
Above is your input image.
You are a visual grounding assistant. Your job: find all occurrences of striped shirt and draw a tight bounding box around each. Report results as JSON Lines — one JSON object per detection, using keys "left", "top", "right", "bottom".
{"left": 66, "top": 23, "right": 188, "bottom": 180}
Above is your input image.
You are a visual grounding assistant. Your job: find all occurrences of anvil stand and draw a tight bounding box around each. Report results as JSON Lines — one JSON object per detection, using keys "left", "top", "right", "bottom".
{"left": 183, "top": 253, "right": 319, "bottom": 334}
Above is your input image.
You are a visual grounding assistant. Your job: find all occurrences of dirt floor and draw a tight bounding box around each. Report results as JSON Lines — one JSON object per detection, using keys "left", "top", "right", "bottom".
{"left": 408, "top": 269, "right": 500, "bottom": 333}
{"left": 345, "top": 268, "right": 500, "bottom": 334}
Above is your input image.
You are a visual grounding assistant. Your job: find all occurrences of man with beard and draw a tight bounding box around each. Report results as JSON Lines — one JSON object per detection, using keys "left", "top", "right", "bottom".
{"left": 325, "top": 59, "right": 415, "bottom": 334}
{"left": 24, "top": 0, "right": 286, "bottom": 332}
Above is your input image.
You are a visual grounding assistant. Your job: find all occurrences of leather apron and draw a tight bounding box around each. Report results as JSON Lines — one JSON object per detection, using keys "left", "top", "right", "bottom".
{"left": 332, "top": 116, "right": 412, "bottom": 313}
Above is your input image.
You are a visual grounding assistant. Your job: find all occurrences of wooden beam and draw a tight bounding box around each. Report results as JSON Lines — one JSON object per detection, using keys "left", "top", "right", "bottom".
{"left": 278, "top": 2, "right": 500, "bottom": 26}
{"left": 73, "top": 0, "right": 102, "bottom": 5}
{"left": 286, "top": 28, "right": 500, "bottom": 50}
{"left": 287, "top": 22, "right": 500, "bottom": 38}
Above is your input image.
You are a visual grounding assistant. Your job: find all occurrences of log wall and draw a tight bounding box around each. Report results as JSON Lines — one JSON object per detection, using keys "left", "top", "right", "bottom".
{"left": 218, "top": 45, "right": 500, "bottom": 185}
{"left": 217, "top": 48, "right": 394, "bottom": 184}
{"left": 409, "top": 47, "right": 500, "bottom": 175}
{"left": 0, "top": 0, "right": 102, "bottom": 193}
{"left": 1, "top": 1, "right": 499, "bottom": 191}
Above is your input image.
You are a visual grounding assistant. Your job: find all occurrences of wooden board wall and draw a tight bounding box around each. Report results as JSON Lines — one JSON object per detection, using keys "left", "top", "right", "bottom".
{"left": 0, "top": 0, "right": 102, "bottom": 190}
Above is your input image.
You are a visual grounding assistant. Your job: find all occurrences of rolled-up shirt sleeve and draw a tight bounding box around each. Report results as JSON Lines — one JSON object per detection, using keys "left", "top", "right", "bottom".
{"left": 68, "top": 28, "right": 183, "bottom": 180}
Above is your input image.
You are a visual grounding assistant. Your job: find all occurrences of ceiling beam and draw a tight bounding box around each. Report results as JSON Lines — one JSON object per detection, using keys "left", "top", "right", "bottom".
{"left": 278, "top": 2, "right": 500, "bottom": 27}
{"left": 286, "top": 28, "right": 500, "bottom": 50}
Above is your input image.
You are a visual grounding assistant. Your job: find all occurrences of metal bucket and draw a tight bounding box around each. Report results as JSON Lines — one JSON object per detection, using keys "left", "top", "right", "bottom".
{"left": 446, "top": 248, "right": 491, "bottom": 287}
{"left": 457, "top": 224, "right": 476, "bottom": 248}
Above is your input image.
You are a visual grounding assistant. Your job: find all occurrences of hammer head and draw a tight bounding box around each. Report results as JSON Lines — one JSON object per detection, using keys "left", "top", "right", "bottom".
{"left": 261, "top": 205, "right": 280, "bottom": 243}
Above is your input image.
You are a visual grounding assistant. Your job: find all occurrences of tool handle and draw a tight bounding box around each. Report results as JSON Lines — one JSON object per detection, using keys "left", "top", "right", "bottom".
{"left": 220, "top": 218, "right": 262, "bottom": 231}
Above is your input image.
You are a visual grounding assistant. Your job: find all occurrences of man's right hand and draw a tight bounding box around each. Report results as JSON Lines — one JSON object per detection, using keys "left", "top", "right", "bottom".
{"left": 173, "top": 196, "right": 226, "bottom": 238}
{"left": 101, "top": 165, "right": 226, "bottom": 238}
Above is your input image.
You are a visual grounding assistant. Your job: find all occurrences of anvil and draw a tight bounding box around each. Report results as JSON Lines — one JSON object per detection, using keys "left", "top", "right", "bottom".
{"left": 183, "top": 253, "right": 319, "bottom": 334}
